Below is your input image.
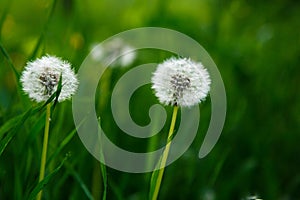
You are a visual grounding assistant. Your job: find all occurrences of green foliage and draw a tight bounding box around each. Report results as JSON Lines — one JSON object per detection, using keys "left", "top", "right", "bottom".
{"left": 1, "top": 0, "right": 300, "bottom": 199}
{"left": 27, "top": 156, "right": 68, "bottom": 200}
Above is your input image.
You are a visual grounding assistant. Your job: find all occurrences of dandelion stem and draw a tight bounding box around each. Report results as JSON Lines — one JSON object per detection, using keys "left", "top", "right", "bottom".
{"left": 37, "top": 103, "right": 51, "bottom": 200}
{"left": 152, "top": 106, "right": 178, "bottom": 200}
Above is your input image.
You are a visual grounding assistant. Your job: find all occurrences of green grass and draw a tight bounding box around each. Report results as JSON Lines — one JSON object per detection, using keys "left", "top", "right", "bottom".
{"left": 1, "top": 0, "right": 300, "bottom": 199}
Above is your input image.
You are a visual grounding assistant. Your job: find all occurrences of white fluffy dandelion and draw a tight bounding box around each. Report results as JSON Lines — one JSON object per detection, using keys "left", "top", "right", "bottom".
{"left": 91, "top": 38, "right": 136, "bottom": 67}
{"left": 151, "top": 57, "right": 211, "bottom": 107}
{"left": 20, "top": 55, "right": 78, "bottom": 102}
{"left": 245, "top": 196, "right": 263, "bottom": 200}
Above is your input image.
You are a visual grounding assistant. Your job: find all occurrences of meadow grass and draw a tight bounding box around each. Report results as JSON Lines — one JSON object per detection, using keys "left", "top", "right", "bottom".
{"left": 1, "top": 0, "right": 300, "bottom": 199}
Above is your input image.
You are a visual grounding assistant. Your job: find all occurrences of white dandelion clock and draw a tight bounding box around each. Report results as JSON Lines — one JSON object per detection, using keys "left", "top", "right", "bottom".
{"left": 151, "top": 57, "right": 211, "bottom": 107}
{"left": 20, "top": 55, "right": 78, "bottom": 102}
{"left": 245, "top": 196, "right": 263, "bottom": 200}
{"left": 20, "top": 55, "right": 79, "bottom": 200}
{"left": 150, "top": 57, "right": 211, "bottom": 199}
{"left": 90, "top": 38, "right": 136, "bottom": 67}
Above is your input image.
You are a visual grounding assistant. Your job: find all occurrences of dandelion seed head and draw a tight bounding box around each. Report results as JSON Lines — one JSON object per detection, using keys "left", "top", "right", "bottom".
{"left": 39, "top": 71, "right": 59, "bottom": 95}
{"left": 151, "top": 57, "right": 211, "bottom": 107}
{"left": 245, "top": 196, "right": 263, "bottom": 200}
{"left": 20, "top": 55, "right": 79, "bottom": 102}
{"left": 91, "top": 38, "right": 136, "bottom": 67}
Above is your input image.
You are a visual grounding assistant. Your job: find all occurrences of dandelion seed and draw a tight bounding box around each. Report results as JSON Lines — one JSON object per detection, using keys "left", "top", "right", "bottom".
{"left": 20, "top": 55, "right": 78, "bottom": 102}
{"left": 151, "top": 57, "right": 211, "bottom": 107}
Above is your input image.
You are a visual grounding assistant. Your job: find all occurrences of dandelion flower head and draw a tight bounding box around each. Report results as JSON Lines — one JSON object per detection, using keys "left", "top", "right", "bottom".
{"left": 20, "top": 55, "right": 78, "bottom": 102}
{"left": 245, "top": 196, "right": 263, "bottom": 200}
{"left": 151, "top": 57, "right": 211, "bottom": 107}
{"left": 91, "top": 38, "right": 136, "bottom": 67}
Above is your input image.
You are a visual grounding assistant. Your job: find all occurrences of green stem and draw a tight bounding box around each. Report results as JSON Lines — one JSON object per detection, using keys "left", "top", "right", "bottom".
{"left": 37, "top": 103, "right": 51, "bottom": 200}
{"left": 91, "top": 160, "right": 102, "bottom": 200}
{"left": 152, "top": 106, "right": 178, "bottom": 200}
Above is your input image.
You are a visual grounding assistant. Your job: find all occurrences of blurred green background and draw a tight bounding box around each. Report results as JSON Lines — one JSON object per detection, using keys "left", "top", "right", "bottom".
{"left": 0, "top": 0, "right": 300, "bottom": 199}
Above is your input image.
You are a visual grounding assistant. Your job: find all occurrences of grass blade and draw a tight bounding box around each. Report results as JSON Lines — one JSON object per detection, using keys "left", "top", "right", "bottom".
{"left": 47, "top": 127, "right": 77, "bottom": 164}
{"left": 0, "top": 104, "right": 44, "bottom": 156}
{"left": 100, "top": 162, "right": 107, "bottom": 200}
{"left": 47, "top": 117, "right": 86, "bottom": 165}
{"left": 0, "top": 41, "right": 20, "bottom": 81}
{"left": 29, "top": 0, "right": 57, "bottom": 60}
{"left": 0, "top": 115, "right": 23, "bottom": 140}
{"left": 41, "top": 85, "right": 61, "bottom": 111}
{"left": 97, "top": 117, "right": 107, "bottom": 200}
{"left": 27, "top": 156, "right": 68, "bottom": 200}
{"left": 64, "top": 162, "right": 94, "bottom": 200}
{"left": 23, "top": 112, "right": 46, "bottom": 147}
{"left": 0, "top": 108, "right": 33, "bottom": 156}
{"left": 108, "top": 179, "right": 123, "bottom": 200}
{"left": 52, "top": 73, "right": 62, "bottom": 112}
